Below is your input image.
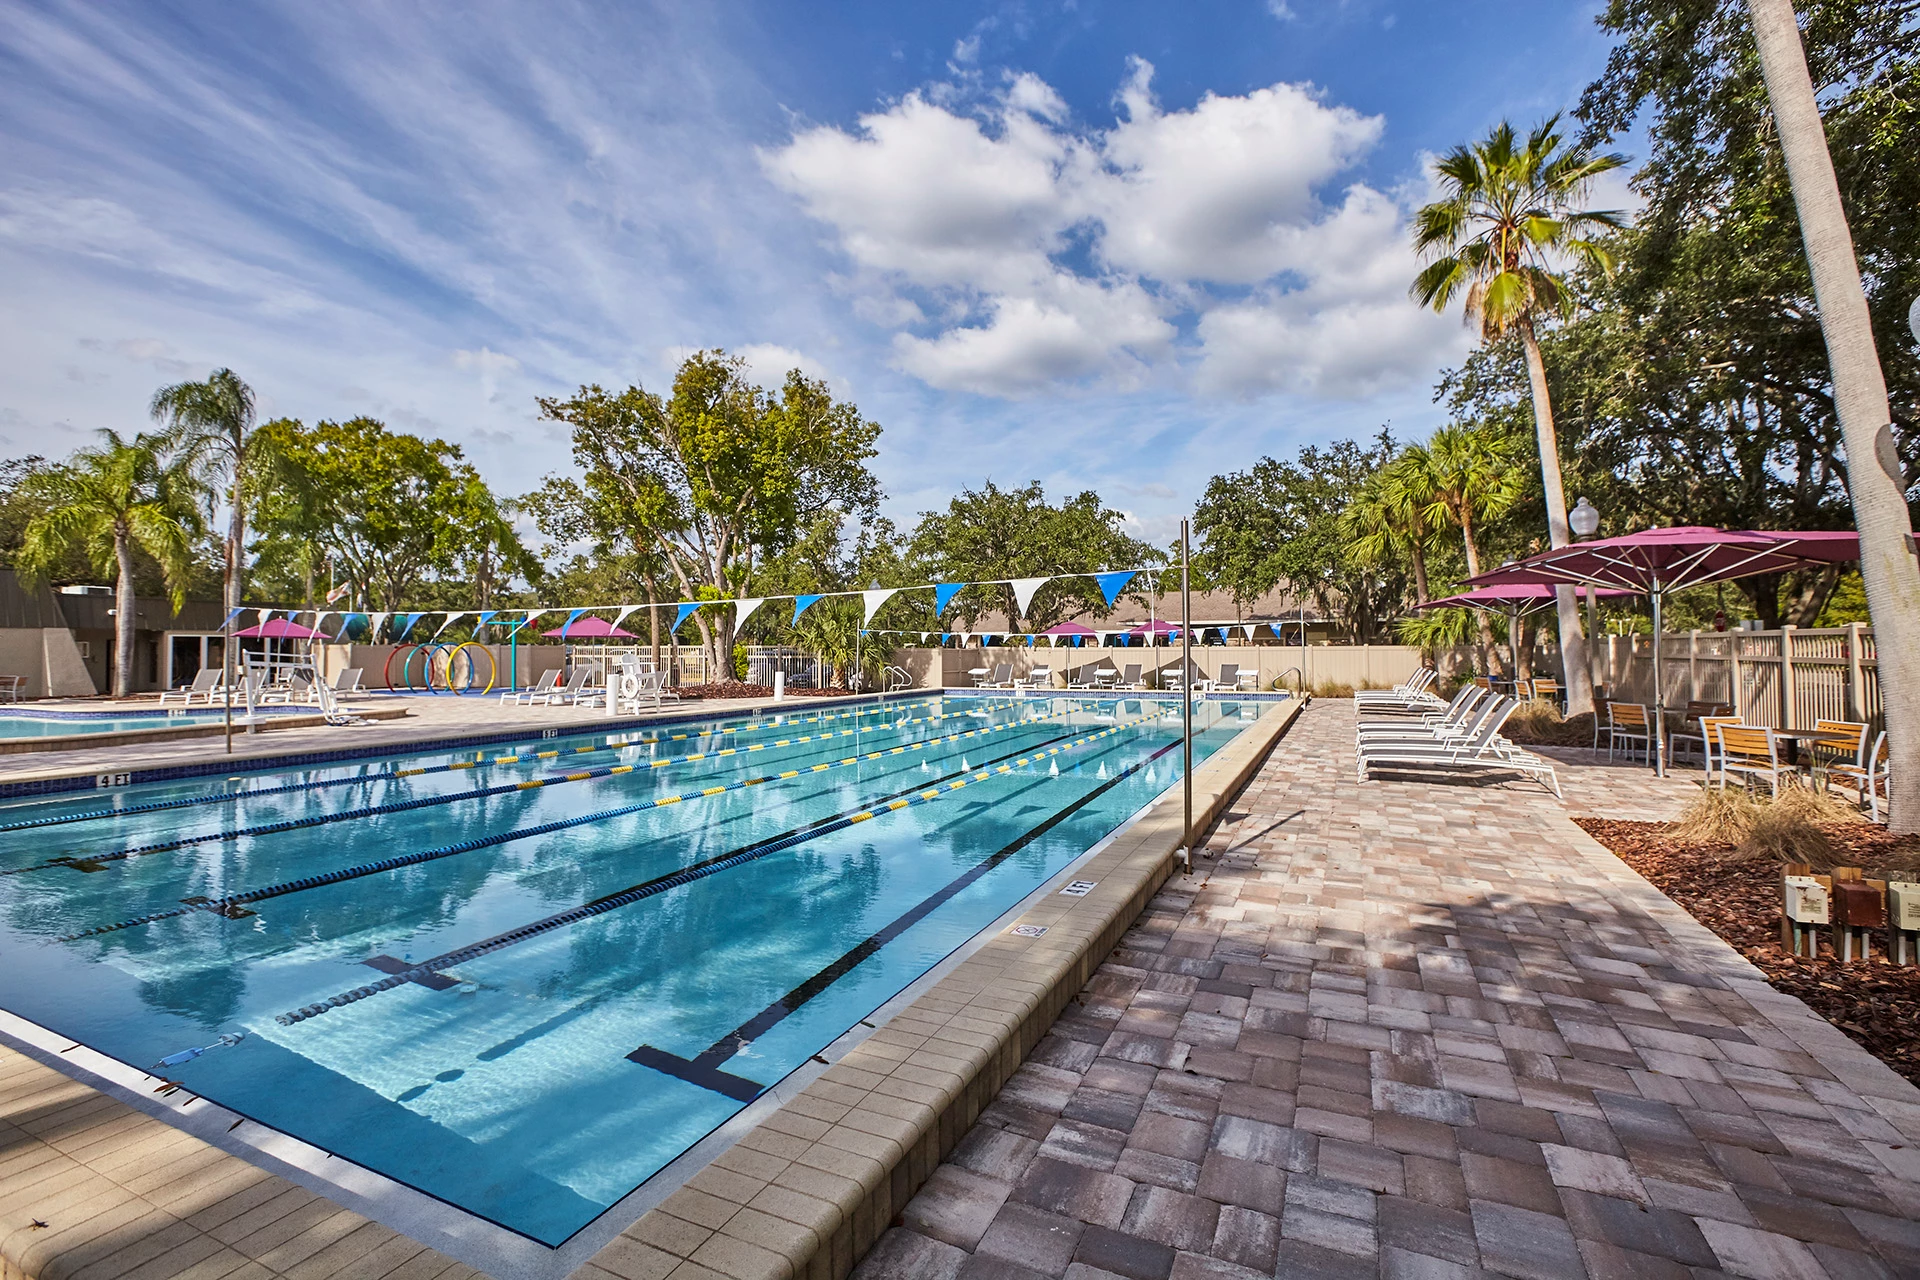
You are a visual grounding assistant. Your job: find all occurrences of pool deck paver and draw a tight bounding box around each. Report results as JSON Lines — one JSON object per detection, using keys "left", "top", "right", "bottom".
{"left": 857, "top": 700, "right": 1920, "bottom": 1279}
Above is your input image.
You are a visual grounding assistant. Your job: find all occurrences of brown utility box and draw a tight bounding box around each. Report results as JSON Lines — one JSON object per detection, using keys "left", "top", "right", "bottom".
{"left": 1834, "top": 880, "right": 1887, "bottom": 930}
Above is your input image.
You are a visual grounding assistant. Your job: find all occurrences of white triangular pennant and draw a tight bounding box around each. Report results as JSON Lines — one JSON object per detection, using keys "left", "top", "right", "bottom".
{"left": 1010, "top": 576, "right": 1050, "bottom": 617}
{"left": 862, "top": 588, "right": 899, "bottom": 626}
{"left": 1243, "top": 624, "right": 1256, "bottom": 640}
{"left": 611, "top": 605, "right": 640, "bottom": 632}
{"left": 433, "top": 611, "right": 467, "bottom": 638}
{"left": 368, "top": 612, "right": 390, "bottom": 639}
{"left": 734, "top": 597, "right": 765, "bottom": 629}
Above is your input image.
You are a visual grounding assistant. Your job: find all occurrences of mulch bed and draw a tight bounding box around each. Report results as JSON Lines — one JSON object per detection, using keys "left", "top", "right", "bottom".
{"left": 670, "top": 681, "right": 849, "bottom": 700}
{"left": 1578, "top": 817, "right": 1920, "bottom": 1086}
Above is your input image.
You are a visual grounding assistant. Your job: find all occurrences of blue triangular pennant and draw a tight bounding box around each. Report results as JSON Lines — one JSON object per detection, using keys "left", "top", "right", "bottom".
{"left": 334, "top": 612, "right": 363, "bottom": 642}
{"left": 559, "top": 608, "right": 587, "bottom": 638}
{"left": 474, "top": 610, "right": 497, "bottom": 629}
{"left": 792, "top": 594, "right": 824, "bottom": 625}
{"left": 673, "top": 602, "right": 700, "bottom": 632}
{"left": 395, "top": 613, "right": 424, "bottom": 640}
{"left": 934, "top": 583, "right": 965, "bottom": 615}
{"left": 1093, "top": 571, "right": 1137, "bottom": 608}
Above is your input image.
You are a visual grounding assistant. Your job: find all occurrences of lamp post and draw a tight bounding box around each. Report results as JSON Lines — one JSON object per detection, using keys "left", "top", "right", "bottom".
{"left": 1570, "top": 497, "right": 1602, "bottom": 698}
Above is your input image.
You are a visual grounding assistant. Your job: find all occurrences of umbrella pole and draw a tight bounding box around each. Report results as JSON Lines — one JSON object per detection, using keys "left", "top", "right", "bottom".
{"left": 1653, "top": 588, "right": 1666, "bottom": 777}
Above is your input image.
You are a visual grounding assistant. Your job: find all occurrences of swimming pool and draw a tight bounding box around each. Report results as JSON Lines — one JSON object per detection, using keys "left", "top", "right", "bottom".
{"left": 0, "top": 693, "right": 1277, "bottom": 1245}
{"left": 0, "top": 708, "right": 297, "bottom": 738}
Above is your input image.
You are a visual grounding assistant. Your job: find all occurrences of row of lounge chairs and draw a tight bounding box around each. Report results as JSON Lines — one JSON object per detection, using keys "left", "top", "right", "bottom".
{"left": 502, "top": 662, "right": 684, "bottom": 711}
{"left": 158, "top": 667, "right": 366, "bottom": 707}
{"left": 1355, "top": 678, "right": 1561, "bottom": 796}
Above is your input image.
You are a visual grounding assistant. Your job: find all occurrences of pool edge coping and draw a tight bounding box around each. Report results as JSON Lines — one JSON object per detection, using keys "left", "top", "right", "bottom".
{"left": 576, "top": 695, "right": 1306, "bottom": 1280}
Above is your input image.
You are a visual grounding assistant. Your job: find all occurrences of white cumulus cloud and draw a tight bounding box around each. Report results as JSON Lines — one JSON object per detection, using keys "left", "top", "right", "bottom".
{"left": 762, "top": 60, "right": 1460, "bottom": 400}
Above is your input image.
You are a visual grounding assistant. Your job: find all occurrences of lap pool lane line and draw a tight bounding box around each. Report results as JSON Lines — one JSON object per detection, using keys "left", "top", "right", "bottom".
{"left": 629, "top": 734, "right": 1186, "bottom": 1101}
{"left": 0, "top": 695, "right": 982, "bottom": 839}
{"left": 265, "top": 710, "right": 1168, "bottom": 1026}
{"left": 56, "top": 703, "right": 1135, "bottom": 943}
{"left": 4, "top": 699, "right": 1034, "bottom": 879}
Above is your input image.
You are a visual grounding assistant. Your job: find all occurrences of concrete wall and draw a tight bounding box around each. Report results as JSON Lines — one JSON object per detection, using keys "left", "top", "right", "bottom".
{"left": 886, "top": 643, "right": 1473, "bottom": 691}
{"left": 0, "top": 627, "right": 98, "bottom": 698}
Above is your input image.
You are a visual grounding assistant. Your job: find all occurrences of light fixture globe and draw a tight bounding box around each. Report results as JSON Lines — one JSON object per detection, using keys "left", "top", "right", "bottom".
{"left": 1569, "top": 496, "right": 1601, "bottom": 540}
{"left": 1910, "top": 294, "right": 1920, "bottom": 346}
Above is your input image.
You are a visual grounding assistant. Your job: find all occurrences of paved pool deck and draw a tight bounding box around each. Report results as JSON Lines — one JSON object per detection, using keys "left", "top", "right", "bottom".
{"left": 859, "top": 700, "right": 1920, "bottom": 1280}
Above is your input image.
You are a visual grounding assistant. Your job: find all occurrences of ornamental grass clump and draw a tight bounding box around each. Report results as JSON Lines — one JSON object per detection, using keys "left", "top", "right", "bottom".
{"left": 1671, "top": 784, "right": 1760, "bottom": 850}
{"left": 1672, "top": 779, "right": 1861, "bottom": 868}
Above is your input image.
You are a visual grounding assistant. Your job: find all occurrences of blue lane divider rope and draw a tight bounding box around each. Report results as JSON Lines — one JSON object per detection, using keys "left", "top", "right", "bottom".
{"left": 56, "top": 705, "right": 1138, "bottom": 943}
{"left": 268, "top": 710, "right": 1162, "bottom": 1025}
{"left": 6, "top": 700, "right": 1036, "bottom": 879}
{"left": 0, "top": 695, "right": 992, "bottom": 837}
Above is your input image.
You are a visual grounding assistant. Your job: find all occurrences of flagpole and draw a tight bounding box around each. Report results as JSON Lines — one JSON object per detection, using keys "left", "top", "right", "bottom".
{"left": 1180, "top": 518, "right": 1193, "bottom": 875}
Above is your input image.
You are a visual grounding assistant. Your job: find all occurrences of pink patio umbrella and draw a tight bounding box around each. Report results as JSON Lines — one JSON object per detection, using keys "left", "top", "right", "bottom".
{"left": 1464, "top": 526, "right": 1859, "bottom": 774}
{"left": 1040, "top": 621, "right": 1097, "bottom": 648}
{"left": 541, "top": 616, "right": 639, "bottom": 639}
{"left": 230, "top": 618, "right": 327, "bottom": 639}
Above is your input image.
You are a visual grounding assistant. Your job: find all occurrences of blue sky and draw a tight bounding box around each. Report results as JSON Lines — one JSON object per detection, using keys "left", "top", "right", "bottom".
{"left": 0, "top": 0, "right": 1624, "bottom": 546}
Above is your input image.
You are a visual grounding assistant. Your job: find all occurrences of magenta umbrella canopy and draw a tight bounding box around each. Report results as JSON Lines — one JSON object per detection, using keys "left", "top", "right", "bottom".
{"left": 1128, "top": 619, "right": 1179, "bottom": 637}
{"left": 1415, "top": 584, "right": 1634, "bottom": 612}
{"left": 230, "top": 618, "right": 326, "bottom": 639}
{"left": 1463, "top": 526, "right": 1858, "bottom": 594}
{"left": 1040, "top": 621, "right": 1098, "bottom": 637}
{"left": 542, "top": 616, "right": 638, "bottom": 639}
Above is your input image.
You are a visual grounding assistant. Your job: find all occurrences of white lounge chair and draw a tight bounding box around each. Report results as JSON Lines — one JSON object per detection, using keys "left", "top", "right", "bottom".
{"left": 503, "top": 669, "right": 561, "bottom": 705}
{"left": 1358, "top": 699, "right": 1560, "bottom": 796}
{"left": 160, "top": 669, "right": 220, "bottom": 707}
{"left": 1354, "top": 667, "right": 1441, "bottom": 709}
{"left": 535, "top": 667, "right": 592, "bottom": 706}
{"left": 1356, "top": 687, "right": 1488, "bottom": 743}
{"left": 1017, "top": 665, "right": 1052, "bottom": 691}
{"left": 331, "top": 668, "right": 366, "bottom": 699}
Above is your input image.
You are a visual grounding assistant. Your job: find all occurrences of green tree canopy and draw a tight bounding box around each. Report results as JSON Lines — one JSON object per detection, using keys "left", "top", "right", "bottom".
{"left": 536, "top": 350, "right": 882, "bottom": 674}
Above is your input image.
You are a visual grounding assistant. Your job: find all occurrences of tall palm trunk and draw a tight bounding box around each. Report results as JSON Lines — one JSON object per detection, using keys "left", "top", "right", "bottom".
{"left": 1749, "top": 0, "right": 1920, "bottom": 832}
{"left": 1518, "top": 317, "right": 1594, "bottom": 714}
{"left": 1458, "top": 509, "right": 1504, "bottom": 679}
{"left": 113, "top": 524, "right": 137, "bottom": 698}
{"left": 1409, "top": 536, "right": 1430, "bottom": 604}
{"left": 225, "top": 502, "right": 245, "bottom": 614}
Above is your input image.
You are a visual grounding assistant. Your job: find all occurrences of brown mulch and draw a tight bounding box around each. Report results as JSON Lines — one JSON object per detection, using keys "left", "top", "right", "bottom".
{"left": 1502, "top": 711, "right": 1597, "bottom": 747}
{"left": 670, "top": 681, "right": 848, "bottom": 700}
{"left": 1578, "top": 817, "right": 1920, "bottom": 1086}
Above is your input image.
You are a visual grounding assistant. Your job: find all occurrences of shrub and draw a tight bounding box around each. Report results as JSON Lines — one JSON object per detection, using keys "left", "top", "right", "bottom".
{"left": 1672, "top": 778, "right": 1862, "bottom": 868}
{"left": 1672, "top": 784, "right": 1760, "bottom": 848}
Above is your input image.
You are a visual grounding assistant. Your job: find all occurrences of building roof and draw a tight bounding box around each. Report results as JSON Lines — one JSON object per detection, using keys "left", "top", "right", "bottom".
{"left": 0, "top": 570, "right": 241, "bottom": 632}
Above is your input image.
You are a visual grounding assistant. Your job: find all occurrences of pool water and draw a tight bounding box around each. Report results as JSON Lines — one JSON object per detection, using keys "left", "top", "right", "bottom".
{"left": 0, "top": 693, "right": 1276, "bottom": 1244}
{"left": 0, "top": 710, "right": 287, "bottom": 738}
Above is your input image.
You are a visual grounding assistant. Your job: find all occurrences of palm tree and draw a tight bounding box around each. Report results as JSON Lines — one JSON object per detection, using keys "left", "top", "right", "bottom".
{"left": 149, "top": 369, "right": 266, "bottom": 614}
{"left": 1408, "top": 425, "right": 1526, "bottom": 678}
{"left": 16, "top": 432, "right": 202, "bottom": 696}
{"left": 1343, "top": 453, "right": 1440, "bottom": 606}
{"left": 1746, "top": 0, "right": 1920, "bottom": 834}
{"left": 1411, "top": 117, "right": 1625, "bottom": 714}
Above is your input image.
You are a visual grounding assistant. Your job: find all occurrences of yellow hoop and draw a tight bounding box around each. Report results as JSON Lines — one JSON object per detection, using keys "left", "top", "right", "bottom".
{"left": 447, "top": 641, "right": 498, "bottom": 695}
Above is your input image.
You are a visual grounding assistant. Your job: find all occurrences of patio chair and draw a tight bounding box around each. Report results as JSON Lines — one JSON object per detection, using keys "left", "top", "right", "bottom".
{"left": 332, "top": 668, "right": 366, "bottom": 698}
{"left": 0, "top": 674, "right": 23, "bottom": 702}
{"left": 1810, "top": 719, "right": 1869, "bottom": 777}
{"left": 1358, "top": 698, "right": 1561, "bottom": 796}
{"left": 987, "top": 663, "right": 1015, "bottom": 689}
{"left": 1826, "top": 731, "right": 1891, "bottom": 822}
{"left": 1069, "top": 664, "right": 1112, "bottom": 690}
{"left": 1606, "top": 703, "right": 1652, "bottom": 764}
{"left": 1716, "top": 725, "right": 1789, "bottom": 797}
{"left": 1212, "top": 663, "right": 1239, "bottom": 693}
{"left": 160, "top": 669, "right": 220, "bottom": 707}
{"left": 1592, "top": 696, "right": 1612, "bottom": 750}
{"left": 1683, "top": 715, "right": 1742, "bottom": 783}
{"left": 1017, "top": 665, "right": 1052, "bottom": 691}
{"left": 1667, "top": 701, "right": 1734, "bottom": 767}
{"left": 1529, "top": 677, "right": 1560, "bottom": 708}
{"left": 503, "top": 668, "right": 561, "bottom": 705}
{"left": 1354, "top": 667, "right": 1438, "bottom": 708}
{"left": 1118, "top": 664, "right": 1145, "bottom": 690}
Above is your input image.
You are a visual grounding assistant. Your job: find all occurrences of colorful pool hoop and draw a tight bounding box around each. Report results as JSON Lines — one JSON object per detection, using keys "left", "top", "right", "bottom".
{"left": 381, "top": 643, "right": 423, "bottom": 693}
{"left": 443, "top": 642, "right": 497, "bottom": 696}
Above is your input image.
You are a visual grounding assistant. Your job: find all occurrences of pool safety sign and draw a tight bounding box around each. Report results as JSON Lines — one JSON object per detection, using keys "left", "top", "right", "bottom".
{"left": 1009, "top": 924, "right": 1049, "bottom": 937}
{"left": 1059, "top": 880, "right": 1097, "bottom": 897}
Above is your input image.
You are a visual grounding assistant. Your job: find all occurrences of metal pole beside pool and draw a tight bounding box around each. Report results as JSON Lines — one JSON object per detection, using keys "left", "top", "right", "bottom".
{"left": 1180, "top": 518, "right": 1193, "bottom": 874}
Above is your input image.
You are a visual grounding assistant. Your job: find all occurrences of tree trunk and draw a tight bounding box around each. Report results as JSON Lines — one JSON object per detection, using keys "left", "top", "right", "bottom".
{"left": 1410, "top": 537, "right": 1430, "bottom": 605}
{"left": 1460, "top": 511, "right": 1504, "bottom": 679}
{"left": 1518, "top": 318, "right": 1595, "bottom": 716}
{"left": 1749, "top": 0, "right": 1920, "bottom": 831}
{"left": 113, "top": 526, "right": 137, "bottom": 698}
{"left": 226, "top": 503, "right": 246, "bottom": 615}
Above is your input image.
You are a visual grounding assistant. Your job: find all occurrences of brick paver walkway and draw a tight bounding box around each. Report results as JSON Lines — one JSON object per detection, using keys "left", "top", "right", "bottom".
{"left": 856, "top": 700, "right": 1920, "bottom": 1280}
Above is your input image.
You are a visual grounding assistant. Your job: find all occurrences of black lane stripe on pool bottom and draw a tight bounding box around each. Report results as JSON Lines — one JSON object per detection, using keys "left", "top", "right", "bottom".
{"left": 629, "top": 736, "right": 1185, "bottom": 1102}
{"left": 267, "top": 714, "right": 1160, "bottom": 1026}
{"left": 14, "top": 702, "right": 1050, "bottom": 880}
{"left": 0, "top": 696, "right": 981, "bottom": 839}
{"left": 58, "top": 710, "right": 1112, "bottom": 944}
